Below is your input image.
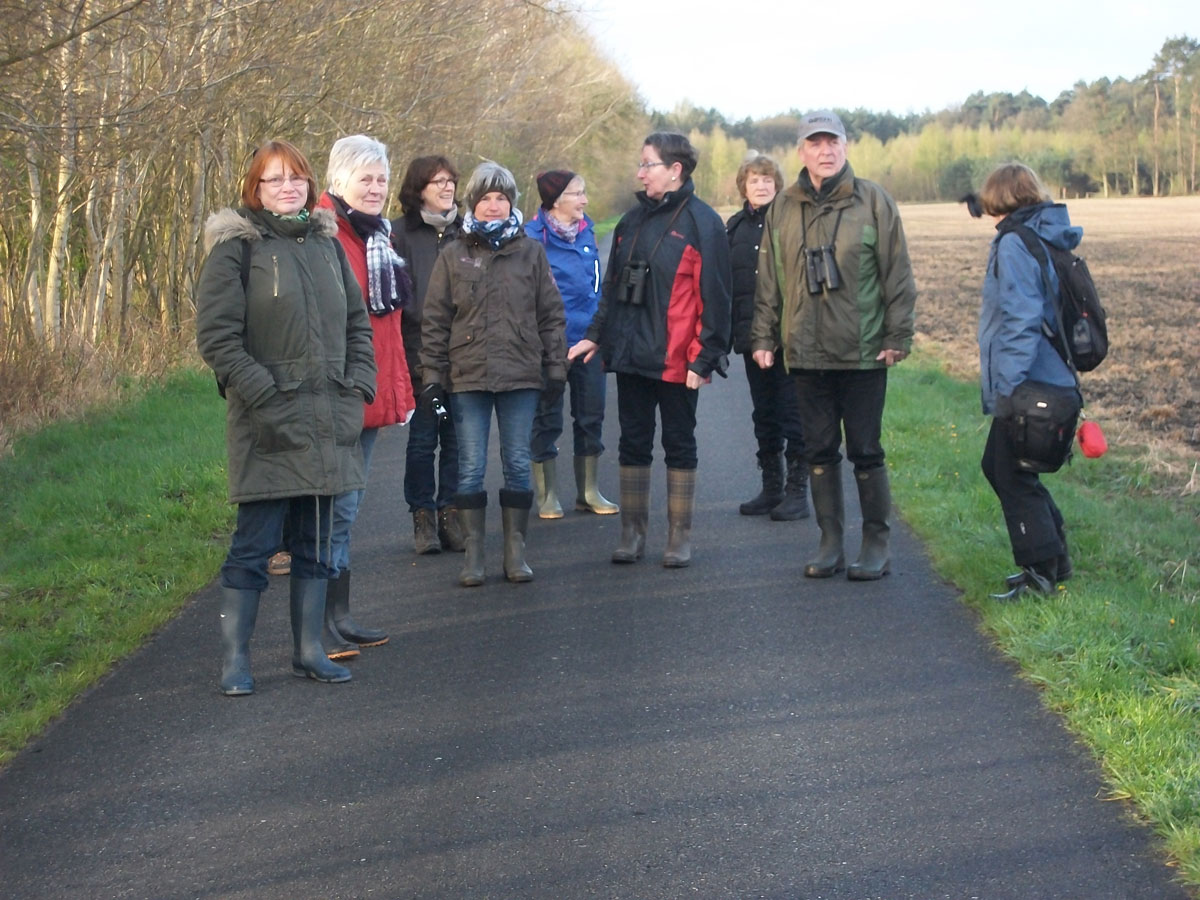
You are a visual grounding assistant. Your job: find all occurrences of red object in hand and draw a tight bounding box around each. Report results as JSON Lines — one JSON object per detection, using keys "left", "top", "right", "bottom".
{"left": 1078, "top": 420, "right": 1108, "bottom": 458}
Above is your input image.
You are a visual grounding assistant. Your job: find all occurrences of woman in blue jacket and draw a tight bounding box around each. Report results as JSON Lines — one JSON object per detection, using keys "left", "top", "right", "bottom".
{"left": 975, "top": 163, "right": 1081, "bottom": 598}
{"left": 525, "top": 170, "right": 618, "bottom": 519}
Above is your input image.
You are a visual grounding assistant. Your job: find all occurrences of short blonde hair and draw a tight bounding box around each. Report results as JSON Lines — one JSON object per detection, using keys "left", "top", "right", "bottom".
{"left": 978, "top": 163, "right": 1052, "bottom": 217}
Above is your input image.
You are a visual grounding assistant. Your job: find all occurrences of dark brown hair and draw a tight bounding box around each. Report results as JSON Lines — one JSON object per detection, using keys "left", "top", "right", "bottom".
{"left": 240, "top": 139, "right": 318, "bottom": 212}
{"left": 398, "top": 155, "right": 460, "bottom": 215}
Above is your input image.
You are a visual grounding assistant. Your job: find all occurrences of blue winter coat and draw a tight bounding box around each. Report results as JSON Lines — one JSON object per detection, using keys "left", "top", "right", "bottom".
{"left": 524, "top": 210, "right": 602, "bottom": 345}
{"left": 977, "top": 202, "right": 1080, "bottom": 415}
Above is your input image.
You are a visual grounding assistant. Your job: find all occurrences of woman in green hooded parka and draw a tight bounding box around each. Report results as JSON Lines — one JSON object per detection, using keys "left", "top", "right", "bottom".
{"left": 196, "top": 139, "right": 377, "bottom": 696}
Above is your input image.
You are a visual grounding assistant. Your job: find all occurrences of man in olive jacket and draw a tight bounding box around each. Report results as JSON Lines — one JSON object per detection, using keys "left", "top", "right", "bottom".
{"left": 750, "top": 109, "right": 916, "bottom": 582}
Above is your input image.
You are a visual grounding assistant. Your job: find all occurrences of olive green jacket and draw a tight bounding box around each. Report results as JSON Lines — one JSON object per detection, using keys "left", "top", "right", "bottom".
{"left": 195, "top": 207, "right": 377, "bottom": 503}
{"left": 750, "top": 164, "right": 916, "bottom": 369}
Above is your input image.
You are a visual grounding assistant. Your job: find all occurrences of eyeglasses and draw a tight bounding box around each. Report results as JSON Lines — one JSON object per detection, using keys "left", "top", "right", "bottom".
{"left": 260, "top": 174, "right": 307, "bottom": 188}
{"left": 560, "top": 189, "right": 587, "bottom": 197}
{"left": 637, "top": 161, "right": 666, "bottom": 171}
{"left": 428, "top": 177, "right": 456, "bottom": 189}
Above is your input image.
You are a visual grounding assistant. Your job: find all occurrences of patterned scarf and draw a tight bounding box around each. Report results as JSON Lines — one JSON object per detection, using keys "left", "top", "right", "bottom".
{"left": 333, "top": 194, "right": 411, "bottom": 315}
{"left": 544, "top": 211, "right": 581, "bottom": 243}
{"left": 462, "top": 208, "right": 524, "bottom": 249}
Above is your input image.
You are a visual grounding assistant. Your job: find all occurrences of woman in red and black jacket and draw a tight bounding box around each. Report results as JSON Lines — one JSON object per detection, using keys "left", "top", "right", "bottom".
{"left": 569, "top": 132, "right": 732, "bottom": 568}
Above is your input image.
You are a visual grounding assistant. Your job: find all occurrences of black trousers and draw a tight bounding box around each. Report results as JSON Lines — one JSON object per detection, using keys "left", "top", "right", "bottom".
{"left": 981, "top": 417, "right": 1065, "bottom": 566}
{"left": 615, "top": 372, "right": 699, "bottom": 469}
{"left": 743, "top": 352, "right": 805, "bottom": 459}
{"left": 792, "top": 368, "right": 887, "bottom": 471}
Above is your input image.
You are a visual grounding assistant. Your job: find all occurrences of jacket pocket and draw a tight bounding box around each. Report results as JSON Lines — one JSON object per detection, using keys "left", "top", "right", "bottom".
{"left": 250, "top": 379, "right": 309, "bottom": 454}
{"left": 331, "top": 373, "right": 365, "bottom": 446}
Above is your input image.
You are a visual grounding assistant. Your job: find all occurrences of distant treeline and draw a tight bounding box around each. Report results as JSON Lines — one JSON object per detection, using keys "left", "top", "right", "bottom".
{"left": 655, "top": 35, "right": 1199, "bottom": 204}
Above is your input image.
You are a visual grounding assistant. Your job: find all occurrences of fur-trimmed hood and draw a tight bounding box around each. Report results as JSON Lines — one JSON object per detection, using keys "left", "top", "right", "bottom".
{"left": 203, "top": 206, "right": 338, "bottom": 255}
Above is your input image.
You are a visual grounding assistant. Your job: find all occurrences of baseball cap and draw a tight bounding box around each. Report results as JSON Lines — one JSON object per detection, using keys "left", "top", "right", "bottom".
{"left": 797, "top": 110, "right": 847, "bottom": 142}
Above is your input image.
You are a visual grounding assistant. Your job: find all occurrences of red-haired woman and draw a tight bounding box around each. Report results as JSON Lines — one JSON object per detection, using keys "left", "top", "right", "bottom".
{"left": 196, "top": 139, "right": 377, "bottom": 695}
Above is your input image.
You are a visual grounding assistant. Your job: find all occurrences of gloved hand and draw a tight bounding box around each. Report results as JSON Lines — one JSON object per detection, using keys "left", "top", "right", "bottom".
{"left": 542, "top": 366, "right": 566, "bottom": 401}
{"left": 419, "top": 382, "right": 448, "bottom": 420}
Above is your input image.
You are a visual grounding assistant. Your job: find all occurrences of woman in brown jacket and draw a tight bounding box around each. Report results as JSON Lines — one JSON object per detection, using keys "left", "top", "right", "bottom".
{"left": 420, "top": 161, "right": 567, "bottom": 587}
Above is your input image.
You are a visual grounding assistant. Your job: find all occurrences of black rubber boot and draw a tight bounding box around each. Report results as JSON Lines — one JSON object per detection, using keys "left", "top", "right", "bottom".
{"left": 612, "top": 465, "right": 651, "bottom": 563}
{"left": 413, "top": 508, "right": 441, "bottom": 555}
{"left": 328, "top": 571, "right": 388, "bottom": 647}
{"left": 321, "top": 602, "right": 360, "bottom": 661}
{"left": 219, "top": 587, "right": 260, "bottom": 696}
{"left": 290, "top": 577, "right": 352, "bottom": 683}
{"left": 770, "top": 453, "right": 810, "bottom": 521}
{"left": 848, "top": 466, "right": 892, "bottom": 581}
{"left": 574, "top": 455, "right": 619, "bottom": 514}
{"left": 532, "top": 460, "right": 564, "bottom": 519}
{"left": 663, "top": 467, "right": 696, "bottom": 568}
{"left": 500, "top": 489, "right": 534, "bottom": 582}
{"left": 804, "top": 463, "right": 845, "bottom": 578}
{"left": 456, "top": 491, "right": 488, "bottom": 587}
{"left": 739, "top": 452, "right": 784, "bottom": 516}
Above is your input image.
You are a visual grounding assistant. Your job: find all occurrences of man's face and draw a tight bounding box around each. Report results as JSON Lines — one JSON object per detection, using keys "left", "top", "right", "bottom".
{"left": 799, "top": 133, "right": 847, "bottom": 186}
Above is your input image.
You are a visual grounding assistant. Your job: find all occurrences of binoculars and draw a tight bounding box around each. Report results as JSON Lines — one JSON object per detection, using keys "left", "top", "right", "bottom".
{"left": 805, "top": 245, "right": 841, "bottom": 294}
{"left": 617, "top": 260, "right": 649, "bottom": 306}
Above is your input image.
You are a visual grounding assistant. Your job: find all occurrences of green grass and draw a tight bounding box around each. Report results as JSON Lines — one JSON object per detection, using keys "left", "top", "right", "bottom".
{"left": 886, "top": 354, "right": 1200, "bottom": 881}
{"left": 3, "top": 355, "right": 1200, "bottom": 885}
{"left": 0, "top": 369, "right": 232, "bottom": 763}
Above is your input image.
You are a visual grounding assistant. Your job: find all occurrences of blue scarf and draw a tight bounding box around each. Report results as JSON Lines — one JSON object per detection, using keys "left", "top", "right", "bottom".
{"left": 462, "top": 209, "right": 524, "bottom": 249}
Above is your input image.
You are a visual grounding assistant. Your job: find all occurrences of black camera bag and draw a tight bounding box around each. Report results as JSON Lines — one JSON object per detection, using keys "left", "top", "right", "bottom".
{"left": 1003, "top": 380, "right": 1082, "bottom": 473}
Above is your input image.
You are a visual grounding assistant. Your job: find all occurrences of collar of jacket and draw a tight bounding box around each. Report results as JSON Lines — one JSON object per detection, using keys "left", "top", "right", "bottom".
{"left": 634, "top": 177, "right": 695, "bottom": 213}
{"left": 528, "top": 209, "right": 594, "bottom": 244}
{"left": 798, "top": 162, "right": 853, "bottom": 204}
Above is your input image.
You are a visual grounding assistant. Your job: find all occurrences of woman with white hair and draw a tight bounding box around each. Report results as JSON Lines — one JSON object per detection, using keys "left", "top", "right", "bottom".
{"left": 419, "top": 161, "right": 567, "bottom": 587}
{"left": 316, "top": 134, "right": 416, "bottom": 655}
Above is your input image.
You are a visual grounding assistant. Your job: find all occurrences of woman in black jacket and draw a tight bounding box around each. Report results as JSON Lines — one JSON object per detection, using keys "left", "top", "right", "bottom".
{"left": 727, "top": 154, "right": 807, "bottom": 520}
{"left": 569, "top": 132, "right": 732, "bottom": 568}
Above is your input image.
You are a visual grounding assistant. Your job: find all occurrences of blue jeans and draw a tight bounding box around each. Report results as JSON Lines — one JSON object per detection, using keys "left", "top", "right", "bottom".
{"left": 330, "top": 427, "right": 379, "bottom": 571}
{"left": 452, "top": 389, "right": 540, "bottom": 494}
{"left": 531, "top": 354, "right": 608, "bottom": 461}
{"left": 221, "top": 495, "right": 338, "bottom": 592}
{"left": 404, "top": 400, "right": 458, "bottom": 512}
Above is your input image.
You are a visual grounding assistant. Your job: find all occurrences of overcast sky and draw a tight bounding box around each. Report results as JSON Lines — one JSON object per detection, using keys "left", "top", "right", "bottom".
{"left": 577, "top": 0, "right": 1199, "bottom": 120}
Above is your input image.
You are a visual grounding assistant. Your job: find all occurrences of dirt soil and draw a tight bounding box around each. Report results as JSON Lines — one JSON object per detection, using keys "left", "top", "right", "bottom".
{"left": 901, "top": 196, "right": 1200, "bottom": 462}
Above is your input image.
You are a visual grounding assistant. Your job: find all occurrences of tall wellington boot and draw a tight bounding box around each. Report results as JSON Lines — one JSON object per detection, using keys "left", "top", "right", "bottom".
{"left": 804, "top": 463, "right": 845, "bottom": 578}
{"left": 612, "top": 465, "right": 651, "bottom": 563}
{"left": 321, "top": 599, "right": 360, "bottom": 662}
{"left": 574, "top": 455, "right": 619, "bottom": 514}
{"left": 847, "top": 465, "right": 892, "bottom": 581}
{"left": 219, "top": 587, "right": 261, "bottom": 696}
{"left": 532, "top": 460, "right": 564, "bottom": 519}
{"left": 739, "top": 451, "right": 784, "bottom": 516}
{"left": 328, "top": 570, "right": 387, "bottom": 647}
{"left": 662, "top": 467, "right": 696, "bottom": 568}
{"left": 500, "top": 488, "right": 534, "bottom": 583}
{"left": 456, "top": 491, "right": 488, "bottom": 587}
{"left": 289, "top": 577, "right": 352, "bottom": 683}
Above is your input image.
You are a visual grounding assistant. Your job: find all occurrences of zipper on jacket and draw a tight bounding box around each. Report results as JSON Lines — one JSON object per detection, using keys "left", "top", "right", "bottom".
{"left": 272, "top": 256, "right": 279, "bottom": 297}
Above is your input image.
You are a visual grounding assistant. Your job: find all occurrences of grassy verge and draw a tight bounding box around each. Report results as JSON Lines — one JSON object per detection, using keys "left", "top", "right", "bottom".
{"left": 3, "top": 355, "right": 1200, "bottom": 888}
{"left": 886, "top": 353, "right": 1200, "bottom": 881}
{"left": 0, "top": 369, "right": 232, "bottom": 765}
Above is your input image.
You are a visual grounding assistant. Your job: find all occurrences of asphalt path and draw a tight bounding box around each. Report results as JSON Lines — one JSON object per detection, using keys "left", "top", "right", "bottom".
{"left": 0, "top": 361, "right": 1191, "bottom": 900}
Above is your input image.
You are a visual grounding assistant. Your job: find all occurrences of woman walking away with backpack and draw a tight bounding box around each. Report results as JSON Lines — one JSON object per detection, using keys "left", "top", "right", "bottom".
{"left": 973, "top": 163, "right": 1081, "bottom": 599}
{"left": 196, "top": 139, "right": 377, "bottom": 694}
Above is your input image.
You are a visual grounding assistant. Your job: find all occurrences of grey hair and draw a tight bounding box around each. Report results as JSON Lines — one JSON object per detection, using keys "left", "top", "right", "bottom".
{"left": 326, "top": 134, "right": 390, "bottom": 194}
{"left": 463, "top": 160, "right": 519, "bottom": 211}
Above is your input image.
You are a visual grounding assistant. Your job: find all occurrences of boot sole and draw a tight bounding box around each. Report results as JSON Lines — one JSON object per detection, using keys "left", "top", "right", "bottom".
{"left": 220, "top": 684, "right": 254, "bottom": 696}
{"left": 575, "top": 502, "right": 619, "bottom": 514}
{"left": 326, "top": 648, "right": 361, "bottom": 660}
{"left": 347, "top": 637, "right": 388, "bottom": 648}
{"left": 291, "top": 666, "right": 352, "bottom": 683}
{"left": 847, "top": 568, "right": 890, "bottom": 581}
{"left": 804, "top": 565, "right": 845, "bottom": 578}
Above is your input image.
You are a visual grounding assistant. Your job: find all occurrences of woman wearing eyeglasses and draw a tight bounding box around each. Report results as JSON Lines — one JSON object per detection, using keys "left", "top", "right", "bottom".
{"left": 391, "top": 156, "right": 465, "bottom": 556}
{"left": 196, "top": 139, "right": 377, "bottom": 695}
{"left": 315, "top": 134, "right": 416, "bottom": 660}
{"left": 524, "top": 170, "right": 618, "bottom": 520}
{"left": 568, "top": 132, "right": 732, "bottom": 567}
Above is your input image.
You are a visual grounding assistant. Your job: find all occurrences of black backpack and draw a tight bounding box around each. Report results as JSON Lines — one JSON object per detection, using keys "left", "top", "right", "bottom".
{"left": 1000, "top": 222, "right": 1109, "bottom": 373}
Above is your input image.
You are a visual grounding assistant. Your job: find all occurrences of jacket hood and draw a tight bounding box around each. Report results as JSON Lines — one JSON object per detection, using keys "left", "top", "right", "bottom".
{"left": 1005, "top": 202, "right": 1082, "bottom": 252}
{"left": 202, "top": 206, "right": 338, "bottom": 254}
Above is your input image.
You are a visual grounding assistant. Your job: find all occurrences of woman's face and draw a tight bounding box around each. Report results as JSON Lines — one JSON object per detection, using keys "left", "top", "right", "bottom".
{"left": 340, "top": 162, "right": 388, "bottom": 216}
{"left": 638, "top": 145, "right": 678, "bottom": 201}
{"left": 421, "top": 169, "right": 457, "bottom": 214}
{"left": 256, "top": 155, "right": 308, "bottom": 216}
{"left": 744, "top": 171, "right": 777, "bottom": 210}
{"left": 474, "top": 190, "right": 511, "bottom": 223}
{"left": 551, "top": 177, "right": 588, "bottom": 224}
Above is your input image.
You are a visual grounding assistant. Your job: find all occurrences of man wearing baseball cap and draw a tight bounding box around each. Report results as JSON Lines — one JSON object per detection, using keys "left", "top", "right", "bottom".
{"left": 749, "top": 109, "right": 916, "bottom": 583}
